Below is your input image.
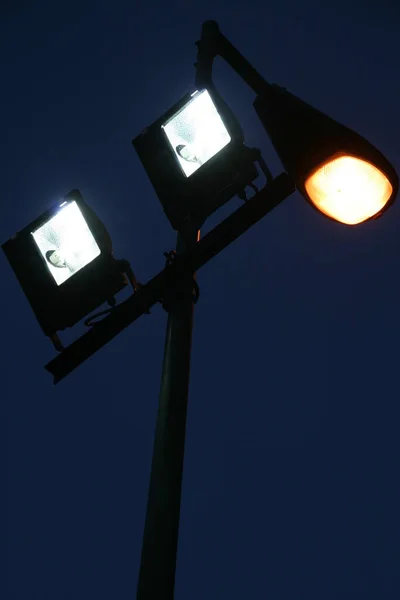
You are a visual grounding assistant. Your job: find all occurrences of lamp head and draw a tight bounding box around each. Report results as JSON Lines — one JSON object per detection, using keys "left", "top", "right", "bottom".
{"left": 133, "top": 88, "right": 258, "bottom": 230}
{"left": 2, "top": 190, "right": 128, "bottom": 337}
{"left": 254, "top": 85, "right": 398, "bottom": 224}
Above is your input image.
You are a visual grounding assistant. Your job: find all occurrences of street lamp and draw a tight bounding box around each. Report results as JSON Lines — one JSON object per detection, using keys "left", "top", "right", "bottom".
{"left": 2, "top": 189, "right": 133, "bottom": 350}
{"left": 2, "top": 19, "right": 398, "bottom": 600}
{"left": 192, "top": 20, "right": 398, "bottom": 226}
{"left": 253, "top": 86, "right": 398, "bottom": 224}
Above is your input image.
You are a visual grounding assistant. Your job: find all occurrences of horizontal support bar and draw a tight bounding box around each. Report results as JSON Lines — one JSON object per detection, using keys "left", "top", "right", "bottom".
{"left": 45, "top": 173, "right": 295, "bottom": 383}
{"left": 187, "top": 172, "right": 294, "bottom": 271}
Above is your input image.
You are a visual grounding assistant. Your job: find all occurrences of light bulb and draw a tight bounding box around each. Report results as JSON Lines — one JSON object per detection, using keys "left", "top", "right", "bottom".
{"left": 32, "top": 201, "right": 101, "bottom": 285}
{"left": 305, "top": 155, "right": 393, "bottom": 225}
{"left": 162, "top": 89, "right": 231, "bottom": 177}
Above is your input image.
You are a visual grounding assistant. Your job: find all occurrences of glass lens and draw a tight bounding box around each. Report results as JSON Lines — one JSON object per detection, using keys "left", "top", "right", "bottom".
{"left": 305, "top": 155, "right": 393, "bottom": 225}
{"left": 162, "top": 90, "right": 231, "bottom": 177}
{"left": 32, "top": 201, "right": 101, "bottom": 285}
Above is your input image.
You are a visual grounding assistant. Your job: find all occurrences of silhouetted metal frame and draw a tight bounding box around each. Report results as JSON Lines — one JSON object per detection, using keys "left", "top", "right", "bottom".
{"left": 45, "top": 173, "right": 295, "bottom": 383}
{"left": 45, "top": 24, "right": 296, "bottom": 600}
{"left": 42, "top": 21, "right": 398, "bottom": 600}
{"left": 195, "top": 20, "right": 272, "bottom": 96}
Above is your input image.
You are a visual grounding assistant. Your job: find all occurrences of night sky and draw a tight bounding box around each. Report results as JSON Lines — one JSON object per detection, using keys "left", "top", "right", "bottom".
{"left": 3, "top": 1, "right": 400, "bottom": 599}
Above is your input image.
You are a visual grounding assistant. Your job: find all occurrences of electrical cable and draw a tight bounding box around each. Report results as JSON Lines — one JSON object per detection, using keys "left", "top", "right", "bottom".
{"left": 84, "top": 307, "right": 114, "bottom": 327}
{"left": 84, "top": 259, "right": 144, "bottom": 327}
{"left": 248, "top": 182, "right": 259, "bottom": 195}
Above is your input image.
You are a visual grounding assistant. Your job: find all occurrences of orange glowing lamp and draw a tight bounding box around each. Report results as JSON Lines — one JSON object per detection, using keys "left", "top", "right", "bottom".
{"left": 254, "top": 86, "right": 398, "bottom": 224}
{"left": 305, "top": 155, "right": 393, "bottom": 225}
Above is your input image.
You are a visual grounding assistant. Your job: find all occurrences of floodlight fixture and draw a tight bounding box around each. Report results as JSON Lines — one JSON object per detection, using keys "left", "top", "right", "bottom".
{"left": 2, "top": 189, "right": 130, "bottom": 344}
{"left": 162, "top": 89, "right": 232, "bottom": 177}
{"left": 133, "top": 88, "right": 259, "bottom": 230}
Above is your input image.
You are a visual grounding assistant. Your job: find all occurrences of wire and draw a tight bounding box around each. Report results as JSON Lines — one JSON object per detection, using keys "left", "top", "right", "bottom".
{"left": 117, "top": 259, "right": 142, "bottom": 292}
{"left": 84, "top": 259, "right": 147, "bottom": 327}
{"left": 84, "top": 307, "right": 114, "bottom": 327}
{"left": 248, "top": 182, "right": 259, "bottom": 195}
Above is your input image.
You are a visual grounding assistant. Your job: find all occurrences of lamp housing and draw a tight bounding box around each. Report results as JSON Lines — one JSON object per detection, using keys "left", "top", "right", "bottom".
{"left": 2, "top": 189, "right": 128, "bottom": 337}
{"left": 254, "top": 85, "right": 398, "bottom": 224}
{"left": 133, "top": 88, "right": 258, "bottom": 230}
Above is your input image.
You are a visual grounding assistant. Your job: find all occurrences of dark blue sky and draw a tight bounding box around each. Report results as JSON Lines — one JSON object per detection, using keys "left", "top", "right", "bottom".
{"left": 3, "top": 1, "right": 400, "bottom": 599}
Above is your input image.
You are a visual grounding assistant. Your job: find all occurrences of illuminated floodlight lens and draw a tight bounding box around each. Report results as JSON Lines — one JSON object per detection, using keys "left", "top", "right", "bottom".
{"left": 162, "top": 89, "right": 231, "bottom": 177}
{"left": 32, "top": 201, "right": 101, "bottom": 285}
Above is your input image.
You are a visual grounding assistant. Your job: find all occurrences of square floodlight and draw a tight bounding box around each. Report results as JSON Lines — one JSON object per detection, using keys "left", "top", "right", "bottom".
{"left": 32, "top": 200, "right": 101, "bottom": 286}
{"left": 162, "top": 89, "right": 231, "bottom": 178}
{"left": 2, "top": 190, "right": 127, "bottom": 337}
{"left": 133, "top": 88, "right": 258, "bottom": 230}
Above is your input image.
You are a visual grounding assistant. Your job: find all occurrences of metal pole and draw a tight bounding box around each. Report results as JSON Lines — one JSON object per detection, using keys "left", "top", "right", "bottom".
{"left": 136, "top": 225, "right": 200, "bottom": 600}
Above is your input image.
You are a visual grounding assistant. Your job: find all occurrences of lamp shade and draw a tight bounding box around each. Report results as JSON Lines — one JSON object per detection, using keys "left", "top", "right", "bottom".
{"left": 2, "top": 190, "right": 127, "bottom": 337}
{"left": 254, "top": 85, "right": 398, "bottom": 224}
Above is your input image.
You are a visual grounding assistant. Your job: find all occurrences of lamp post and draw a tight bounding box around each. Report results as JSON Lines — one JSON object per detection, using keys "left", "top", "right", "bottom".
{"left": 2, "top": 19, "right": 398, "bottom": 600}
{"left": 137, "top": 226, "right": 199, "bottom": 600}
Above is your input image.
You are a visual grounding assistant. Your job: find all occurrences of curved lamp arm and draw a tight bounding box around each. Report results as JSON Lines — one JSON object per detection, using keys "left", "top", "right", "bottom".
{"left": 195, "top": 20, "right": 271, "bottom": 96}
